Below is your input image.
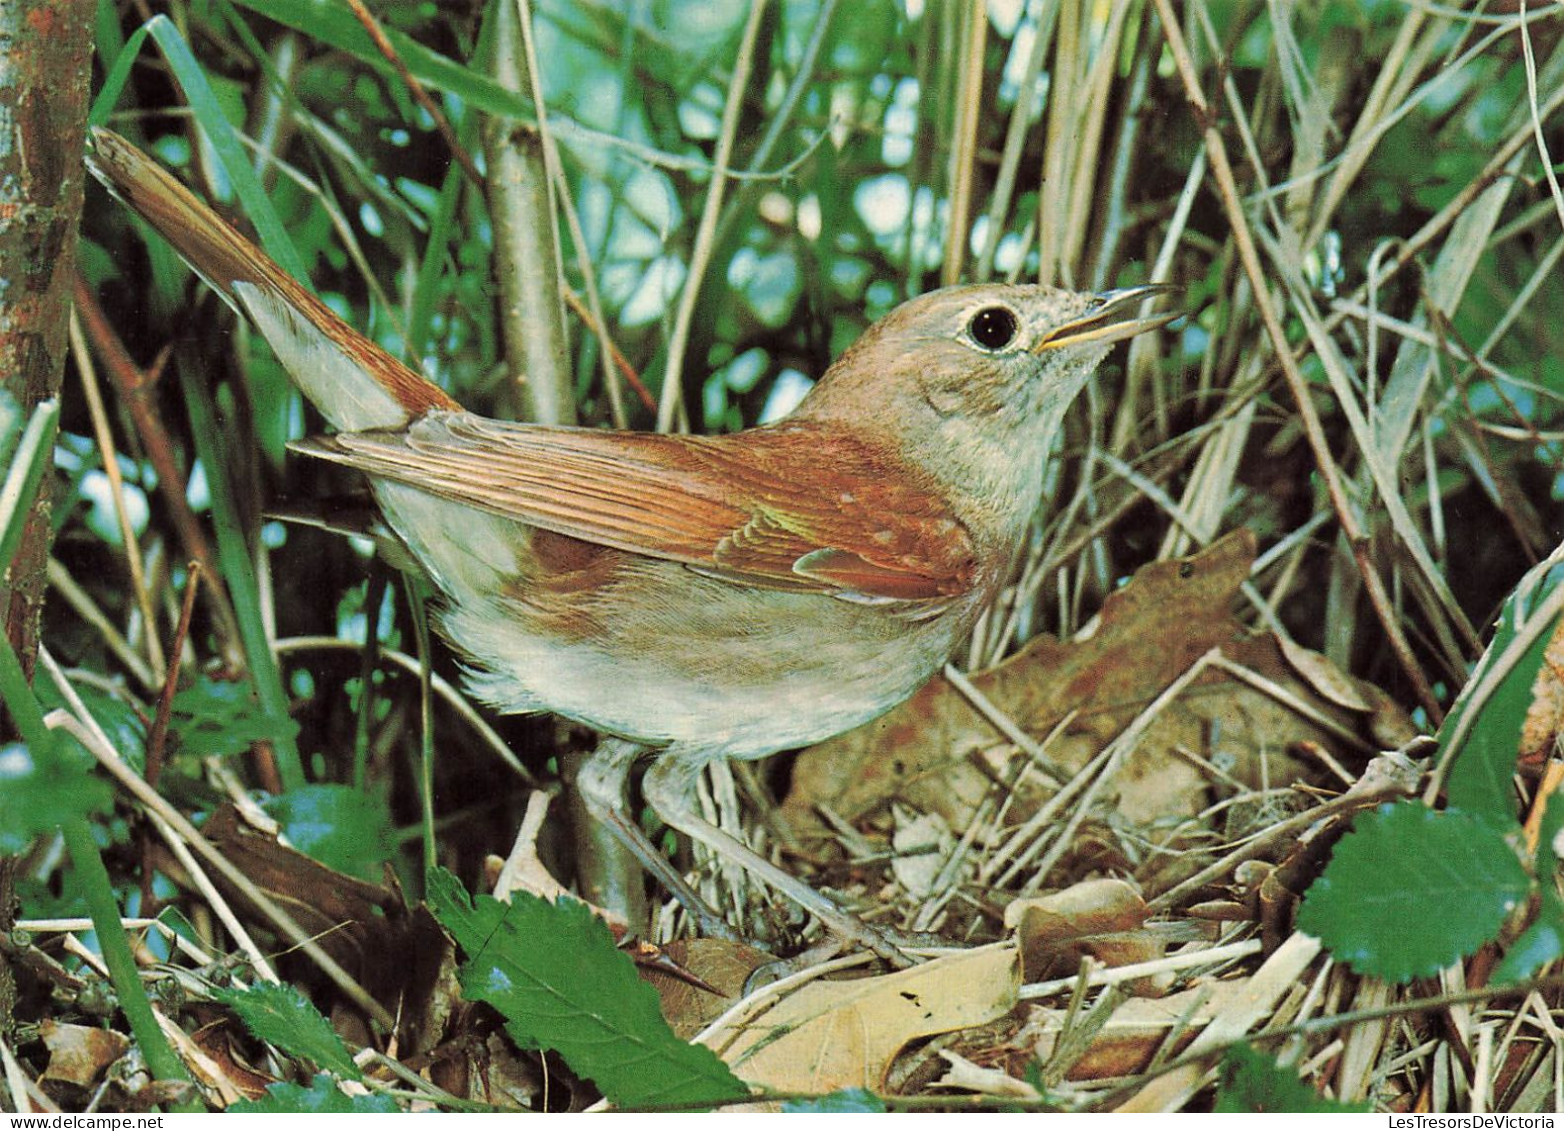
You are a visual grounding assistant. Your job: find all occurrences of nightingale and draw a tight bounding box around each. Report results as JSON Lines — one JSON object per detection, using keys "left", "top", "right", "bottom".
{"left": 85, "top": 127, "right": 1175, "bottom": 960}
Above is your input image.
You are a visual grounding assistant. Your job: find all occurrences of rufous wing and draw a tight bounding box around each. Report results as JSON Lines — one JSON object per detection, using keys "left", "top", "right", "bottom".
{"left": 295, "top": 414, "right": 980, "bottom": 604}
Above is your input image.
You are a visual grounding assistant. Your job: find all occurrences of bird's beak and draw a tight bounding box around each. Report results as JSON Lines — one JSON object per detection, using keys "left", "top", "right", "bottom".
{"left": 1033, "top": 284, "right": 1180, "bottom": 353}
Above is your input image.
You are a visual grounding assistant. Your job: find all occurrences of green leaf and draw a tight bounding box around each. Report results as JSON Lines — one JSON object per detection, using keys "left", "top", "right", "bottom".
{"left": 1215, "top": 1044, "right": 1369, "bottom": 1113}
{"left": 425, "top": 868, "right": 748, "bottom": 1110}
{"left": 1298, "top": 802, "right": 1530, "bottom": 982}
{"left": 37, "top": 679, "right": 147, "bottom": 776}
{"left": 263, "top": 784, "right": 394, "bottom": 880}
{"left": 1493, "top": 789, "right": 1564, "bottom": 985}
{"left": 784, "top": 1089, "right": 888, "bottom": 1113}
{"left": 1439, "top": 562, "right": 1564, "bottom": 826}
{"left": 171, "top": 675, "right": 299, "bottom": 759}
{"left": 216, "top": 982, "right": 361, "bottom": 1080}
{"left": 0, "top": 741, "right": 114, "bottom": 854}
{"left": 232, "top": 1073, "right": 395, "bottom": 1113}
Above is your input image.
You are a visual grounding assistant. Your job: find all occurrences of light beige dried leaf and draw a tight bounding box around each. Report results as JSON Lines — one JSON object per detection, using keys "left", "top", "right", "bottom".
{"left": 1520, "top": 614, "right": 1564, "bottom": 764}
{"left": 720, "top": 944, "right": 1020, "bottom": 1093}
{"left": 1276, "top": 634, "right": 1373, "bottom": 713}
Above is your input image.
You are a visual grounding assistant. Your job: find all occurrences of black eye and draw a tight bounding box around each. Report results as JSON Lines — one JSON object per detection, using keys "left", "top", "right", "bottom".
{"left": 968, "top": 306, "right": 1019, "bottom": 351}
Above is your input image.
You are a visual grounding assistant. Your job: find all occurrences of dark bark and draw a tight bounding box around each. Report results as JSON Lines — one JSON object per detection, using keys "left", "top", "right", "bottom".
{"left": 0, "top": 0, "right": 96, "bottom": 676}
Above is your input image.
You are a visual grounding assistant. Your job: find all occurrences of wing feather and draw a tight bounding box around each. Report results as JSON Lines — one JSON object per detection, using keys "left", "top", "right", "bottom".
{"left": 295, "top": 414, "right": 979, "bottom": 602}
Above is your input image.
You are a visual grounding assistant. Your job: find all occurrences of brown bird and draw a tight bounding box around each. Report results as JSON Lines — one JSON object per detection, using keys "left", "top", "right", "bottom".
{"left": 85, "top": 127, "right": 1174, "bottom": 959}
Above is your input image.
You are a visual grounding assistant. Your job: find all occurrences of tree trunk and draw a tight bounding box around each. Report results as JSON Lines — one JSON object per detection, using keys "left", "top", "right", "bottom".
{"left": 0, "top": 0, "right": 95, "bottom": 676}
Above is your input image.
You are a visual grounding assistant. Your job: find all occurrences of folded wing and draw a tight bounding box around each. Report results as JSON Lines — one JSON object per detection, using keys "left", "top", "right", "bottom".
{"left": 295, "top": 414, "right": 979, "bottom": 604}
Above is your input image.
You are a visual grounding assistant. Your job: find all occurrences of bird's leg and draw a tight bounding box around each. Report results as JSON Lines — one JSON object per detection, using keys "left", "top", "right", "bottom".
{"left": 576, "top": 737, "right": 747, "bottom": 945}
{"left": 642, "top": 748, "right": 912, "bottom": 968}
{"left": 560, "top": 746, "right": 647, "bottom": 930}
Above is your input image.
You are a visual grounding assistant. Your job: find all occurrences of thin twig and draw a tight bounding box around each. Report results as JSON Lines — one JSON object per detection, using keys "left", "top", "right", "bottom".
{"left": 67, "top": 311, "right": 166, "bottom": 683}
{"left": 656, "top": 0, "right": 766, "bottom": 433}
{"left": 344, "top": 0, "right": 483, "bottom": 187}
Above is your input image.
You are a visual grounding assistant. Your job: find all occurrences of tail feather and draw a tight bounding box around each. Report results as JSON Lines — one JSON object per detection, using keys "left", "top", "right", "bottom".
{"left": 85, "top": 127, "right": 459, "bottom": 432}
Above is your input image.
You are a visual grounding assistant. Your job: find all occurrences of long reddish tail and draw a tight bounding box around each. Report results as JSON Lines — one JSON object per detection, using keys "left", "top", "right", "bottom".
{"left": 85, "top": 128, "right": 459, "bottom": 431}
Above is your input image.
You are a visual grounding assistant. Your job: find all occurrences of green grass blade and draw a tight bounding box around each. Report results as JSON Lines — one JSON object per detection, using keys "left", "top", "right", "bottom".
{"left": 230, "top": 0, "right": 534, "bottom": 122}
{"left": 178, "top": 359, "right": 305, "bottom": 791}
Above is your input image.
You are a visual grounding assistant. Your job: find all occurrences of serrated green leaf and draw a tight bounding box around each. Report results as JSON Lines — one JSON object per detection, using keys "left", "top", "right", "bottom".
{"left": 1215, "top": 1044, "right": 1369, "bottom": 1113}
{"left": 231, "top": 1073, "right": 395, "bottom": 1113}
{"left": 425, "top": 868, "right": 748, "bottom": 1110}
{"left": 263, "top": 784, "right": 394, "bottom": 880}
{"left": 216, "top": 982, "right": 361, "bottom": 1080}
{"left": 1298, "top": 802, "right": 1530, "bottom": 982}
{"left": 784, "top": 1088, "right": 888, "bottom": 1113}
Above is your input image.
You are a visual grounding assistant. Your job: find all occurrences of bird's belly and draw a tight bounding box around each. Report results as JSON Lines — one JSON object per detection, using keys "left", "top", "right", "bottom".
{"left": 442, "top": 553, "right": 973, "bottom": 759}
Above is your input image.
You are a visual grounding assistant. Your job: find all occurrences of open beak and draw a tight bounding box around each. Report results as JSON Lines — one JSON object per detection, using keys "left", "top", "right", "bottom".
{"left": 1033, "top": 284, "right": 1180, "bottom": 353}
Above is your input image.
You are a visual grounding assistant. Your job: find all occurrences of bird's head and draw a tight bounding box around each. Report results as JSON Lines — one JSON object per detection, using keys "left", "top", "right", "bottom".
{"left": 793, "top": 282, "right": 1177, "bottom": 533}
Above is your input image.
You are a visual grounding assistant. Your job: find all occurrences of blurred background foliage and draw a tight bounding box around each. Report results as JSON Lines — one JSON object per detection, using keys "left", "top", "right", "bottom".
{"left": 56, "top": 0, "right": 1564, "bottom": 895}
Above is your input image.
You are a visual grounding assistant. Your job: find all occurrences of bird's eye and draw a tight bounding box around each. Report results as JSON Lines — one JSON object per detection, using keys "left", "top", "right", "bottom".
{"left": 968, "top": 306, "right": 1020, "bottom": 351}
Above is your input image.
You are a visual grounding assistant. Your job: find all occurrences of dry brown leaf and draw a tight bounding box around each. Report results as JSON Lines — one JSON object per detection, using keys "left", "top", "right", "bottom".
{"left": 187, "top": 804, "right": 452, "bottom": 1055}
{"left": 785, "top": 531, "right": 1405, "bottom": 848}
{"left": 1020, "top": 978, "right": 1252, "bottom": 1080}
{"left": 1004, "top": 878, "right": 1164, "bottom": 991}
{"left": 715, "top": 944, "right": 1020, "bottom": 1093}
{"left": 186, "top": 1014, "right": 277, "bottom": 1101}
{"left": 152, "top": 1007, "right": 245, "bottom": 1107}
{"left": 39, "top": 1020, "right": 129, "bottom": 1088}
{"left": 643, "top": 937, "right": 771, "bottom": 1041}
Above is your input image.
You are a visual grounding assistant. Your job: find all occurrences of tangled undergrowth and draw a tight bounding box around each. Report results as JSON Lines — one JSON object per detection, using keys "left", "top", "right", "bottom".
{"left": 5, "top": 0, "right": 1564, "bottom": 1113}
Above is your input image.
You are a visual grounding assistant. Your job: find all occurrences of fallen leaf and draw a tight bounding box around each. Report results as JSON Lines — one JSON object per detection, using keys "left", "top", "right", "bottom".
{"left": 643, "top": 937, "right": 771, "bottom": 1041}
{"left": 1005, "top": 878, "right": 1163, "bottom": 990}
{"left": 890, "top": 807, "right": 954, "bottom": 901}
{"left": 1521, "top": 614, "right": 1564, "bottom": 766}
{"left": 187, "top": 1013, "right": 277, "bottom": 1101}
{"left": 713, "top": 945, "right": 1020, "bottom": 1093}
{"left": 39, "top": 1020, "right": 129, "bottom": 1088}
{"left": 784, "top": 532, "right": 1409, "bottom": 854}
{"left": 182, "top": 804, "right": 451, "bottom": 1054}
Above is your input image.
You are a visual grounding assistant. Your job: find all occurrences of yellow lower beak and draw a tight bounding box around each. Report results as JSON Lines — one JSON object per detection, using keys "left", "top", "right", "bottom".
{"left": 1034, "top": 284, "right": 1180, "bottom": 353}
